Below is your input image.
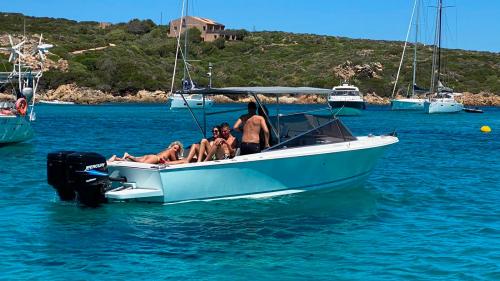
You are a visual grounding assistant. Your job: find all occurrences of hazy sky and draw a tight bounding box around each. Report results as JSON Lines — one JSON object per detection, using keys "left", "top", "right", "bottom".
{"left": 3, "top": 0, "right": 500, "bottom": 52}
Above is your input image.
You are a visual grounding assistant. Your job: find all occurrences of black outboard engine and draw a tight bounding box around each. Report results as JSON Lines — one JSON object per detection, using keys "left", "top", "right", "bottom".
{"left": 47, "top": 151, "right": 76, "bottom": 201}
{"left": 47, "top": 151, "right": 111, "bottom": 207}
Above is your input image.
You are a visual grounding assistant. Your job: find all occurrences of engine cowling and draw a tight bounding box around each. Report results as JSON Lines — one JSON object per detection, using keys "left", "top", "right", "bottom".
{"left": 47, "top": 151, "right": 111, "bottom": 207}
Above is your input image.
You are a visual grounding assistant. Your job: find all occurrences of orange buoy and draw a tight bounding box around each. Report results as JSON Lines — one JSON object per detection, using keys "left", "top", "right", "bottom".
{"left": 15, "top": 98, "right": 28, "bottom": 116}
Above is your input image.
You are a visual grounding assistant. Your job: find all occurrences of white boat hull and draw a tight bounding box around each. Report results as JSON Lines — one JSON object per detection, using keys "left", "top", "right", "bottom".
{"left": 0, "top": 115, "right": 33, "bottom": 144}
{"left": 168, "top": 96, "right": 214, "bottom": 109}
{"left": 390, "top": 98, "right": 425, "bottom": 110}
{"left": 106, "top": 136, "right": 398, "bottom": 204}
{"left": 424, "top": 99, "right": 463, "bottom": 114}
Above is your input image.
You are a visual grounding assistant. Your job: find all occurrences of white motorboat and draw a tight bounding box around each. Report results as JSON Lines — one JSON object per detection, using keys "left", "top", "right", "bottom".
{"left": 0, "top": 34, "right": 51, "bottom": 145}
{"left": 328, "top": 83, "right": 366, "bottom": 116}
{"left": 39, "top": 100, "right": 75, "bottom": 105}
{"left": 390, "top": 0, "right": 426, "bottom": 110}
{"left": 168, "top": 93, "right": 213, "bottom": 109}
{"left": 47, "top": 87, "right": 398, "bottom": 207}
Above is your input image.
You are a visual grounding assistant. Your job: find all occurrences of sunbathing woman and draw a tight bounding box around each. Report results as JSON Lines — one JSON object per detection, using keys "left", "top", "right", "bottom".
{"left": 108, "top": 141, "right": 184, "bottom": 164}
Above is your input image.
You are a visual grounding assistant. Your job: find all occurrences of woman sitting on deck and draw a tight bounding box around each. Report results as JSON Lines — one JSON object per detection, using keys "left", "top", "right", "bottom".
{"left": 108, "top": 141, "right": 184, "bottom": 164}
{"left": 179, "top": 125, "right": 221, "bottom": 163}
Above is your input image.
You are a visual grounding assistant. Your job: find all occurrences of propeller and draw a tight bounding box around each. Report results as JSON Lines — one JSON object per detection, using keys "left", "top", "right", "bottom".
{"left": 33, "top": 34, "right": 53, "bottom": 61}
{"left": 0, "top": 35, "right": 25, "bottom": 63}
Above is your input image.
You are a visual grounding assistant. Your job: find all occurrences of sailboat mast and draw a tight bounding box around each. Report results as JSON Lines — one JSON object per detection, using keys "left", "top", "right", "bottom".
{"left": 430, "top": 0, "right": 440, "bottom": 93}
{"left": 437, "top": 0, "right": 443, "bottom": 88}
{"left": 411, "top": 0, "right": 420, "bottom": 97}
{"left": 182, "top": 0, "right": 189, "bottom": 81}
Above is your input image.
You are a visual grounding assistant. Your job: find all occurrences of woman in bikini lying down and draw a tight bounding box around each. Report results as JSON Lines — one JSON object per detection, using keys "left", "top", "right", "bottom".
{"left": 108, "top": 141, "right": 184, "bottom": 164}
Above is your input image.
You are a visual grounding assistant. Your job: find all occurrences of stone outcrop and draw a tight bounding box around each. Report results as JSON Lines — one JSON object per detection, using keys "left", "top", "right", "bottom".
{"left": 4, "top": 83, "right": 498, "bottom": 106}
{"left": 457, "top": 92, "right": 500, "bottom": 106}
{"left": 364, "top": 92, "right": 390, "bottom": 105}
{"left": 37, "top": 84, "right": 168, "bottom": 104}
{"left": 333, "top": 60, "right": 383, "bottom": 80}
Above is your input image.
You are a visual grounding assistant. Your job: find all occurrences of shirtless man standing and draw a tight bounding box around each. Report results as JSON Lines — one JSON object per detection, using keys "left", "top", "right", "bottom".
{"left": 233, "top": 102, "right": 270, "bottom": 155}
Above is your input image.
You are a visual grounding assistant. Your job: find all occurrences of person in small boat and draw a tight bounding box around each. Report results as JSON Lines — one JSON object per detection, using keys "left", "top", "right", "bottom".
{"left": 233, "top": 102, "right": 270, "bottom": 155}
{"left": 108, "top": 141, "right": 183, "bottom": 164}
{"left": 204, "top": 122, "right": 237, "bottom": 161}
{"left": 181, "top": 125, "right": 221, "bottom": 163}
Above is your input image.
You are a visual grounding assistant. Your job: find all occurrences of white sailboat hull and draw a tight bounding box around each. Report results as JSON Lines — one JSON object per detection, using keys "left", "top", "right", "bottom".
{"left": 390, "top": 98, "right": 425, "bottom": 110}
{"left": 105, "top": 136, "right": 398, "bottom": 204}
{"left": 0, "top": 115, "right": 33, "bottom": 144}
{"left": 168, "top": 95, "right": 214, "bottom": 109}
{"left": 424, "top": 99, "right": 463, "bottom": 114}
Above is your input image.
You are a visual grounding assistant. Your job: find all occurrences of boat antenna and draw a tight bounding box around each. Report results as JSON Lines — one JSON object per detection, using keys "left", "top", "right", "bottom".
{"left": 391, "top": 0, "right": 418, "bottom": 99}
{"left": 207, "top": 62, "right": 213, "bottom": 88}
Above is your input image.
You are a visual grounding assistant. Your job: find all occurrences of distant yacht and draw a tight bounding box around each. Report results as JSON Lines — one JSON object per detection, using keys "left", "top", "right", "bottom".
{"left": 328, "top": 83, "right": 366, "bottom": 116}
{"left": 39, "top": 100, "right": 75, "bottom": 105}
{"left": 424, "top": 83, "right": 464, "bottom": 114}
{"left": 168, "top": 93, "right": 213, "bottom": 109}
{"left": 390, "top": 0, "right": 426, "bottom": 111}
{"left": 424, "top": 0, "right": 463, "bottom": 114}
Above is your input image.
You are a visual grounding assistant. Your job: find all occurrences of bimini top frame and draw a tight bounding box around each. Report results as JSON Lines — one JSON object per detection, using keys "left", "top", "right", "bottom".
{"left": 174, "top": 86, "right": 353, "bottom": 150}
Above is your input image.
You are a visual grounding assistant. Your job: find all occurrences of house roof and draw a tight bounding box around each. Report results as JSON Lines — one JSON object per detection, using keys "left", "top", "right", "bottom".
{"left": 172, "top": 16, "right": 224, "bottom": 26}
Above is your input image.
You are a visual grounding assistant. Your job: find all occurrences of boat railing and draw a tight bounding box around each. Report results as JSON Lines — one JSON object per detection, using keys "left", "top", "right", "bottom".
{"left": 277, "top": 107, "right": 333, "bottom": 118}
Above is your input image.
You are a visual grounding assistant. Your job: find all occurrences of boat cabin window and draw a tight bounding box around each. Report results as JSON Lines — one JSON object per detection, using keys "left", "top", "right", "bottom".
{"left": 333, "top": 90, "right": 359, "bottom": 96}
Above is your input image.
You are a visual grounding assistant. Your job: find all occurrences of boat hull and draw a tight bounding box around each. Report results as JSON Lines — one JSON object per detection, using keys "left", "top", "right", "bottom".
{"left": 106, "top": 136, "right": 398, "bottom": 204}
{"left": 328, "top": 101, "right": 366, "bottom": 116}
{"left": 424, "top": 100, "right": 463, "bottom": 114}
{"left": 390, "top": 98, "right": 425, "bottom": 110}
{"left": 0, "top": 115, "right": 33, "bottom": 144}
{"left": 169, "top": 97, "right": 214, "bottom": 109}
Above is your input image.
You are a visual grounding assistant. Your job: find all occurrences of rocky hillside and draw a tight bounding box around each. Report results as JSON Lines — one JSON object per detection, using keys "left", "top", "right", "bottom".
{"left": 0, "top": 12, "right": 499, "bottom": 103}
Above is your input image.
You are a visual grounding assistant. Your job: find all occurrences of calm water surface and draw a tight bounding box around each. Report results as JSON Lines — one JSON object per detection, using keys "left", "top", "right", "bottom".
{"left": 0, "top": 104, "right": 498, "bottom": 280}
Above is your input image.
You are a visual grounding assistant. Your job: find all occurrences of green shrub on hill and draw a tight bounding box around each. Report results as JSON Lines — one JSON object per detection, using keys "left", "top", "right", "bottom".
{"left": 0, "top": 12, "right": 498, "bottom": 96}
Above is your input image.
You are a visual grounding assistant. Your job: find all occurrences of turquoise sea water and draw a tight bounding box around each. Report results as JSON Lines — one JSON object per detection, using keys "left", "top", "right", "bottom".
{"left": 0, "top": 104, "right": 499, "bottom": 280}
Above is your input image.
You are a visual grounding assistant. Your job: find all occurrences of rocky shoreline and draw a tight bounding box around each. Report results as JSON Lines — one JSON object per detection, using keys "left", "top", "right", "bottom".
{"left": 1, "top": 83, "right": 499, "bottom": 106}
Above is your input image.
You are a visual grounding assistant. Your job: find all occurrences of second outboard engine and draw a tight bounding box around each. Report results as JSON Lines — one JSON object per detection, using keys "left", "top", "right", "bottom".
{"left": 47, "top": 151, "right": 76, "bottom": 200}
{"left": 47, "top": 151, "right": 111, "bottom": 207}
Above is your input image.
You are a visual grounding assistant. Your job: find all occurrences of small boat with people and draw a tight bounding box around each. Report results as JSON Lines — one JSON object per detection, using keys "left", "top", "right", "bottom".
{"left": 45, "top": 0, "right": 397, "bottom": 207}
{"left": 327, "top": 82, "right": 366, "bottom": 116}
{"left": 0, "top": 34, "right": 51, "bottom": 145}
{"left": 47, "top": 86, "right": 399, "bottom": 207}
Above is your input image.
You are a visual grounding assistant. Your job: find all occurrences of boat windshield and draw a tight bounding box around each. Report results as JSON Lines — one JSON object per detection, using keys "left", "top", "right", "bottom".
{"left": 332, "top": 90, "right": 359, "bottom": 96}
{"left": 267, "top": 113, "right": 356, "bottom": 150}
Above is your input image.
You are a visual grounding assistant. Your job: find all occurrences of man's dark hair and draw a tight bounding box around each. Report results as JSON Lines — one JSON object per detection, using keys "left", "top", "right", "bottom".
{"left": 248, "top": 101, "right": 257, "bottom": 112}
{"left": 220, "top": 122, "right": 230, "bottom": 129}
